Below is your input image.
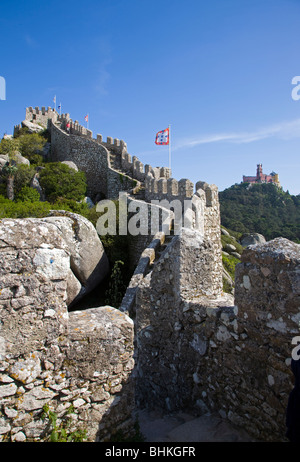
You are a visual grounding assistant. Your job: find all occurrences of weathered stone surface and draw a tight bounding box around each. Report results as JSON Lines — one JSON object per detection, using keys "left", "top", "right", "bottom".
{"left": 82, "top": 196, "right": 95, "bottom": 208}
{"left": 45, "top": 210, "right": 109, "bottom": 301}
{"left": 225, "top": 243, "right": 237, "bottom": 253}
{"left": 18, "top": 386, "right": 57, "bottom": 411}
{"left": 0, "top": 213, "right": 109, "bottom": 306}
{"left": 9, "top": 353, "right": 41, "bottom": 384}
{"left": 0, "top": 216, "right": 134, "bottom": 442}
{"left": 21, "top": 119, "right": 45, "bottom": 133}
{"left": 241, "top": 233, "right": 266, "bottom": 247}
{"left": 0, "top": 383, "right": 18, "bottom": 398}
{"left": 135, "top": 236, "right": 299, "bottom": 442}
{"left": 0, "top": 155, "right": 9, "bottom": 168}
{"left": 14, "top": 152, "right": 30, "bottom": 166}
{"left": 61, "top": 160, "right": 78, "bottom": 171}
{"left": 30, "top": 173, "right": 45, "bottom": 200}
{"left": 0, "top": 152, "right": 30, "bottom": 169}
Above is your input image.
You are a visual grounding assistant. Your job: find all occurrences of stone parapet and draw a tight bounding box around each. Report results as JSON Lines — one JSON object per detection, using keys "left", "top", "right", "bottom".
{"left": 135, "top": 236, "right": 300, "bottom": 442}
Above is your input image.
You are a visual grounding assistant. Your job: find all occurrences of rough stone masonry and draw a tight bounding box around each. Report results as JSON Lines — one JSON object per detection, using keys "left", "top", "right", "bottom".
{"left": 4, "top": 106, "right": 300, "bottom": 442}
{"left": 134, "top": 234, "right": 300, "bottom": 442}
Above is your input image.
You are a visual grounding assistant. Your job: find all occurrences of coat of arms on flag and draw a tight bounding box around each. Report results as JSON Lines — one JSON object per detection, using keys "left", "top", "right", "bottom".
{"left": 155, "top": 128, "right": 169, "bottom": 145}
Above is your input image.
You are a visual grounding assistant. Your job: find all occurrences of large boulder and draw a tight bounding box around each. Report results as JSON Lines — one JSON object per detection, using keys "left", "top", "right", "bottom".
{"left": 61, "top": 161, "right": 78, "bottom": 171}
{"left": 0, "top": 212, "right": 109, "bottom": 307}
{"left": 21, "top": 119, "right": 45, "bottom": 134}
{"left": 30, "top": 173, "right": 45, "bottom": 201}
{"left": 0, "top": 155, "right": 9, "bottom": 168}
{"left": 0, "top": 153, "right": 30, "bottom": 168}
{"left": 43, "top": 210, "right": 109, "bottom": 305}
{"left": 240, "top": 233, "right": 266, "bottom": 247}
{"left": 14, "top": 152, "right": 30, "bottom": 166}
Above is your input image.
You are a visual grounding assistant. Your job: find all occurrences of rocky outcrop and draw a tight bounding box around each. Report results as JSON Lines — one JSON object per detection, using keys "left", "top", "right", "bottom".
{"left": 240, "top": 232, "right": 266, "bottom": 247}
{"left": 0, "top": 212, "right": 109, "bottom": 307}
{"left": 44, "top": 211, "right": 109, "bottom": 305}
{"left": 0, "top": 153, "right": 30, "bottom": 169}
{"left": 30, "top": 173, "right": 45, "bottom": 200}
{"left": 0, "top": 217, "right": 134, "bottom": 442}
{"left": 21, "top": 119, "right": 45, "bottom": 133}
{"left": 61, "top": 160, "right": 78, "bottom": 171}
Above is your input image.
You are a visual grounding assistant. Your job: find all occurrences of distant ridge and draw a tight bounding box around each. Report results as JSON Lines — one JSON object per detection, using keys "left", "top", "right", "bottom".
{"left": 219, "top": 182, "right": 300, "bottom": 243}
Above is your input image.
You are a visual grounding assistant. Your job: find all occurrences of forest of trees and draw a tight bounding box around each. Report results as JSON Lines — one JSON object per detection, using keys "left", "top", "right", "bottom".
{"left": 219, "top": 182, "right": 300, "bottom": 243}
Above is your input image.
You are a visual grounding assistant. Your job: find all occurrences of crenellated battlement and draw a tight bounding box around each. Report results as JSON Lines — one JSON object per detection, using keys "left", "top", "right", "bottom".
{"left": 120, "top": 151, "right": 171, "bottom": 183}
{"left": 23, "top": 106, "right": 221, "bottom": 251}
{"left": 26, "top": 106, "right": 59, "bottom": 127}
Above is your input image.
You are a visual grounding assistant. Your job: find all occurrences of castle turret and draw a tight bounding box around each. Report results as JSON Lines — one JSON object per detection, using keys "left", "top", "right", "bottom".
{"left": 256, "top": 163, "right": 263, "bottom": 181}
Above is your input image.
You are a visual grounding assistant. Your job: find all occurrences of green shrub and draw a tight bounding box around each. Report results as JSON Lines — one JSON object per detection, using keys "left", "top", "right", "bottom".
{"left": 41, "top": 404, "right": 87, "bottom": 442}
{"left": 18, "top": 133, "right": 46, "bottom": 161}
{"left": 16, "top": 186, "right": 40, "bottom": 202}
{"left": 13, "top": 164, "right": 36, "bottom": 195}
{"left": 222, "top": 253, "right": 240, "bottom": 280}
{"left": 39, "top": 163, "right": 87, "bottom": 202}
{"left": 13, "top": 126, "right": 30, "bottom": 138}
{"left": 219, "top": 183, "right": 300, "bottom": 242}
{"left": 221, "top": 234, "right": 243, "bottom": 255}
{"left": 0, "top": 137, "right": 19, "bottom": 156}
{"left": 0, "top": 195, "right": 52, "bottom": 218}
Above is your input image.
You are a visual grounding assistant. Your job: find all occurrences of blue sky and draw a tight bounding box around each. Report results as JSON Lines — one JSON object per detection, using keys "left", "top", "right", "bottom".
{"left": 1, "top": 0, "right": 300, "bottom": 195}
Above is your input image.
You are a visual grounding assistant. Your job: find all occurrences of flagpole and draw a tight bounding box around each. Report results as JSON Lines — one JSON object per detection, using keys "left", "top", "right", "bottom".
{"left": 169, "top": 124, "right": 171, "bottom": 172}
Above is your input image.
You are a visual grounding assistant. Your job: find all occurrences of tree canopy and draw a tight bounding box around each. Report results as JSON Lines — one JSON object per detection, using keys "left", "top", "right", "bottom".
{"left": 38, "top": 162, "right": 87, "bottom": 203}
{"left": 219, "top": 183, "right": 300, "bottom": 243}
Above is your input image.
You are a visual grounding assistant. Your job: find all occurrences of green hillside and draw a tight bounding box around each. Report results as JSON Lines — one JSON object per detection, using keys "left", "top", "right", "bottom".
{"left": 219, "top": 182, "right": 300, "bottom": 243}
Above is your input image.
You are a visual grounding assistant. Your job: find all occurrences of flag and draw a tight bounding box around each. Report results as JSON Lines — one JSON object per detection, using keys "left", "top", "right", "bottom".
{"left": 155, "top": 127, "right": 169, "bottom": 145}
{"left": 58, "top": 103, "right": 61, "bottom": 110}
{"left": 53, "top": 95, "right": 56, "bottom": 104}
{"left": 84, "top": 114, "right": 89, "bottom": 122}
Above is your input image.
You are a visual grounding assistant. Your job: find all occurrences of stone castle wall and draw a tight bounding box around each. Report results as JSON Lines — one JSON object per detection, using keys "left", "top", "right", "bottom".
{"left": 7, "top": 106, "right": 298, "bottom": 443}
{"left": 26, "top": 106, "right": 59, "bottom": 127}
{"left": 135, "top": 235, "right": 300, "bottom": 442}
{"left": 40, "top": 107, "right": 222, "bottom": 274}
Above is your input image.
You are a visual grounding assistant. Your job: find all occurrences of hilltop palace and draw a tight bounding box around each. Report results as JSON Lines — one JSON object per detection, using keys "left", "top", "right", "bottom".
{"left": 243, "top": 163, "right": 280, "bottom": 187}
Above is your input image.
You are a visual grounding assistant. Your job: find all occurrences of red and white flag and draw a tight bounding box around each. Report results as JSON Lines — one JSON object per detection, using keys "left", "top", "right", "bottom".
{"left": 155, "top": 127, "right": 169, "bottom": 145}
{"left": 84, "top": 114, "right": 89, "bottom": 122}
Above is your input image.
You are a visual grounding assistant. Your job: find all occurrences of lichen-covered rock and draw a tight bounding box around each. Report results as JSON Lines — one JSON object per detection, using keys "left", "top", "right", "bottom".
{"left": 0, "top": 217, "right": 134, "bottom": 442}
{"left": 61, "top": 160, "right": 78, "bottom": 171}
{"left": 45, "top": 210, "right": 109, "bottom": 303}
{"left": 240, "top": 232, "right": 266, "bottom": 247}
{"left": 21, "top": 119, "right": 45, "bottom": 133}
{"left": 0, "top": 213, "right": 110, "bottom": 308}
